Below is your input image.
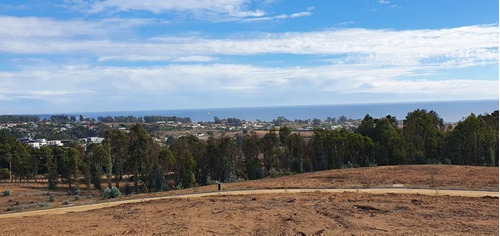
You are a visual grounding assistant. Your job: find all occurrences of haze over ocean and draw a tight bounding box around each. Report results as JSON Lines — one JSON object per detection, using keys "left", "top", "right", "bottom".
{"left": 36, "top": 100, "right": 498, "bottom": 123}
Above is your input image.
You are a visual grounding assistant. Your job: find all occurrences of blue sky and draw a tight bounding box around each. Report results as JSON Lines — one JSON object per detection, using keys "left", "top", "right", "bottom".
{"left": 0, "top": 0, "right": 498, "bottom": 114}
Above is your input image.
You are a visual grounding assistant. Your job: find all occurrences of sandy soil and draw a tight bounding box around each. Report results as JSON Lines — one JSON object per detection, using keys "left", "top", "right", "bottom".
{"left": 0, "top": 188, "right": 496, "bottom": 219}
{"left": 0, "top": 191, "right": 497, "bottom": 235}
{"left": 219, "top": 164, "right": 499, "bottom": 190}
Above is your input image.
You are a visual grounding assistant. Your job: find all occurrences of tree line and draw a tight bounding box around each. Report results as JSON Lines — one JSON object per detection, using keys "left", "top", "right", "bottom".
{"left": 0, "top": 109, "right": 497, "bottom": 193}
{"left": 98, "top": 115, "right": 191, "bottom": 124}
{"left": 0, "top": 115, "right": 40, "bottom": 123}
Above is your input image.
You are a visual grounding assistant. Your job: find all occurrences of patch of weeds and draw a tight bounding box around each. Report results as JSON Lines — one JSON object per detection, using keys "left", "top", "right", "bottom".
{"left": 49, "top": 195, "right": 55, "bottom": 202}
{"left": 174, "top": 183, "right": 184, "bottom": 190}
{"left": 75, "top": 195, "right": 81, "bottom": 201}
{"left": 38, "top": 202, "right": 50, "bottom": 208}
{"left": 62, "top": 200, "right": 70, "bottom": 205}
{"left": 7, "top": 204, "right": 35, "bottom": 211}
{"left": 430, "top": 171, "right": 436, "bottom": 187}
{"left": 87, "top": 194, "right": 92, "bottom": 199}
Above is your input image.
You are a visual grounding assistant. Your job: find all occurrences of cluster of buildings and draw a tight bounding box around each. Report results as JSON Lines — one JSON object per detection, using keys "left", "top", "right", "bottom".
{"left": 18, "top": 138, "right": 65, "bottom": 149}
{"left": 18, "top": 136, "right": 105, "bottom": 149}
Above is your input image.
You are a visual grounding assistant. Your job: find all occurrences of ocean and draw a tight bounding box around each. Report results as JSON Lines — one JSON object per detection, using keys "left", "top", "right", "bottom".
{"left": 38, "top": 100, "right": 498, "bottom": 123}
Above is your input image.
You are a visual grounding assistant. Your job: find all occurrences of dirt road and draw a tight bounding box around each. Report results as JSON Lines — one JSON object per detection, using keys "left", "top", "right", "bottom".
{"left": 0, "top": 187, "right": 497, "bottom": 219}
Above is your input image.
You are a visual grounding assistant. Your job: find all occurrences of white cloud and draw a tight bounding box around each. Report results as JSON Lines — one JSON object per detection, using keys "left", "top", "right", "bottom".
{"left": 66, "top": 0, "right": 271, "bottom": 22}
{"left": 2, "top": 19, "right": 495, "bottom": 68}
{"left": 290, "top": 11, "right": 312, "bottom": 18}
{"left": 0, "top": 16, "right": 161, "bottom": 39}
{"left": 1, "top": 63, "right": 497, "bottom": 103}
{"left": 87, "top": 0, "right": 248, "bottom": 14}
{"left": 174, "top": 56, "right": 219, "bottom": 62}
{"left": 242, "top": 8, "right": 313, "bottom": 22}
{"left": 65, "top": 0, "right": 315, "bottom": 23}
{"left": 379, "top": 0, "right": 390, "bottom": 4}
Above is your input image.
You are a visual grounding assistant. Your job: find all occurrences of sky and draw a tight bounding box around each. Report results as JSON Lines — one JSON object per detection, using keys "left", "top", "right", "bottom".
{"left": 0, "top": 0, "right": 498, "bottom": 114}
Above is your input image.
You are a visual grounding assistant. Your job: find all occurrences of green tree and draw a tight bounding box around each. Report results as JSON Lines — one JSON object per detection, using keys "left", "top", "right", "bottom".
{"left": 403, "top": 109, "right": 443, "bottom": 164}
{"left": 346, "top": 132, "right": 374, "bottom": 167}
{"left": 243, "top": 134, "right": 263, "bottom": 180}
{"left": 356, "top": 114, "right": 375, "bottom": 138}
{"left": 178, "top": 150, "right": 196, "bottom": 188}
{"left": 169, "top": 135, "right": 206, "bottom": 185}
{"left": 59, "top": 148, "right": 82, "bottom": 190}
{"left": 445, "top": 114, "right": 498, "bottom": 166}
{"left": 85, "top": 144, "right": 111, "bottom": 190}
{"left": 104, "top": 129, "right": 128, "bottom": 188}
{"left": 372, "top": 118, "right": 407, "bottom": 165}
{"left": 41, "top": 146, "right": 57, "bottom": 189}
{"left": 288, "top": 133, "right": 306, "bottom": 173}
{"left": 261, "top": 128, "right": 279, "bottom": 172}
{"left": 128, "top": 124, "right": 149, "bottom": 193}
{"left": 279, "top": 126, "right": 292, "bottom": 147}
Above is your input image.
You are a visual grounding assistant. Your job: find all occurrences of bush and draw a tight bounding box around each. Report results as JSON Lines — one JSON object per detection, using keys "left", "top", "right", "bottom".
{"left": 38, "top": 202, "right": 50, "bottom": 208}
{"left": 346, "top": 161, "right": 353, "bottom": 169}
{"left": 102, "top": 187, "right": 121, "bottom": 199}
{"left": 87, "top": 194, "right": 92, "bottom": 199}
{"left": 268, "top": 168, "right": 293, "bottom": 178}
{"left": 174, "top": 183, "right": 184, "bottom": 190}
{"left": 206, "top": 175, "right": 217, "bottom": 185}
{"left": 161, "top": 183, "right": 169, "bottom": 192}
{"left": 49, "top": 195, "right": 55, "bottom": 202}
{"left": 75, "top": 195, "right": 81, "bottom": 201}
{"left": 3, "top": 190, "right": 10, "bottom": 196}
{"left": 62, "top": 200, "right": 70, "bottom": 205}
{"left": 7, "top": 204, "right": 35, "bottom": 211}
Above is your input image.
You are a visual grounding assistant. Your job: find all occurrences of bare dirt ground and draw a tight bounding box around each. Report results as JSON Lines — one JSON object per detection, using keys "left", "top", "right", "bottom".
{"left": 0, "top": 165, "right": 497, "bottom": 214}
{"left": 0, "top": 165, "right": 497, "bottom": 235}
{"left": 0, "top": 191, "right": 497, "bottom": 235}
{"left": 0, "top": 188, "right": 496, "bottom": 219}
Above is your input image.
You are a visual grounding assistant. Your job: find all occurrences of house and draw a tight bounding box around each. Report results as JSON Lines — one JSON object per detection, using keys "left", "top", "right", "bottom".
{"left": 47, "top": 140, "right": 63, "bottom": 147}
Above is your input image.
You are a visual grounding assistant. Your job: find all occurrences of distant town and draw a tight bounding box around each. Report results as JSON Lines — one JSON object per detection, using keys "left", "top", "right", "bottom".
{"left": 0, "top": 115, "right": 355, "bottom": 147}
{"left": 0, "top": 113, "right": 459, "bottom": 150}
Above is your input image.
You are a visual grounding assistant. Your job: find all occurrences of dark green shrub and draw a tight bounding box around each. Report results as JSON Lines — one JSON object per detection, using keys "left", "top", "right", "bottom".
{"left": 161, "top": 183, "right": 169, "bottom": 192}
{"left": 103, "top": 187, "right": 121, "bottom": 199}
{"left": 3, "top": 190, "right": 11, "bottom": 196}
{"left": 7, "top": 204, "right": 35, "bottom": 211}
{"left": 49, "top": 195, "right": 55, "bottom": 202}
{"left": 75, "top": 195, "right": 81, "bottom": 201}
{"left": 62, "top": 200, "right": 70, "bottom": 205}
